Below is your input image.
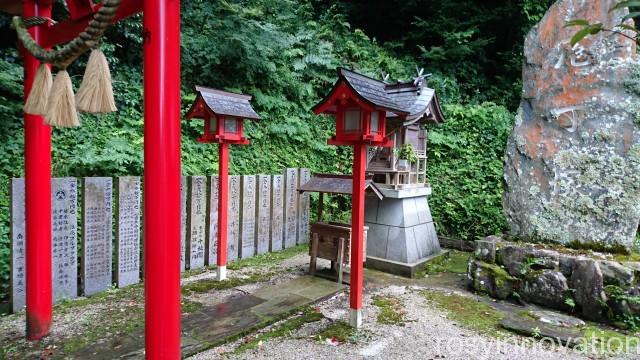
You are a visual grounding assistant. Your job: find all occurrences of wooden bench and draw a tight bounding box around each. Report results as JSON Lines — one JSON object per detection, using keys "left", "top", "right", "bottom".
{"left": 308, "top": 221, "right": 368, "bottom": 284}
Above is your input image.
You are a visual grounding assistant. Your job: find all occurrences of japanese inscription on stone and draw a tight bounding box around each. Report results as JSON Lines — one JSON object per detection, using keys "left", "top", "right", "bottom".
{"left": 188, "top": 176, "right": 207, "bottom": 269}
{"left": 208, "top": 176, "right": 219, "bottom": 266}
{"left": 256, "top": 175, "right": 271, "bottom": 254}
{"left": 181, "top": 176, "right": 187, "bottom": 271}
{"left": 11, "top": 178, "right": 25, "bottom": 313}
{"left": 241, "top": 176, "right": 257, "bottom": 259}
{"left": 227, "top": 175, "right": 240, "bottom": 261}
{"left": 52, "top": 178, "right": 78, "bottom": 302}
{"left": 297, "top": 169, "right": 311, "bottom": 244}
{"left": 82, "top": 178, "right": 113, "bottom": 296}
{"left": 284, "top": 168, "right": 298, "bottom": 248}
{"left": 271, "top": 175, "right": 284, "bottom": 252}
{"left": 116, "top": 177, "right": 140, "bottom": 288}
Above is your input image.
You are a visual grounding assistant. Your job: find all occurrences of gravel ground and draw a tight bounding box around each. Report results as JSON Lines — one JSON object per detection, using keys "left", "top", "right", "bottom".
{"left": 189, "top": 285, "right": 604, "bottom": 360}
{"left": 3, "top": 252, "right": 638, "bottom": 360}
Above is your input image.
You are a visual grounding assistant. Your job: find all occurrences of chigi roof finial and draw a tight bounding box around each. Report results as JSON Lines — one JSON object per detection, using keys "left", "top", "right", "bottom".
{"left": 380, "top": 70, "right": 391, "bottom": 84}
{"left": 413, "top": 66, "right": 432, "bottom": 94}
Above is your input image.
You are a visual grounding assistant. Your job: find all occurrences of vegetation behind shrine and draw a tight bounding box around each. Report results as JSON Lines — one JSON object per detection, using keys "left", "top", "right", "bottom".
{"left": 0, "top": 0, "right": 553, "bottom": 301}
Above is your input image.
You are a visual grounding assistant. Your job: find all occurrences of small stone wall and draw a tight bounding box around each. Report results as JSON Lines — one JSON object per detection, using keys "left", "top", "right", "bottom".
{"left": 468, "top": 237, "right": 640, "bottom": 328}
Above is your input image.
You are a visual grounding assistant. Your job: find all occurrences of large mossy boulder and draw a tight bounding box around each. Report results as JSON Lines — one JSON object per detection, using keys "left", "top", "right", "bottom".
{"left": 469, "top": 242, "right": 640, "bottom": 328}
{"left": 468, "top": 260, "right": 518, "bottom": 300}
{"left": 502, "top": 0, "right": 640, "bottom": 249}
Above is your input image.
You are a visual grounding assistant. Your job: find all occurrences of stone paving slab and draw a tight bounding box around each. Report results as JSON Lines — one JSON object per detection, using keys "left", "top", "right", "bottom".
{"left": 67, "top": 276, "right": 345, "bottom": 359}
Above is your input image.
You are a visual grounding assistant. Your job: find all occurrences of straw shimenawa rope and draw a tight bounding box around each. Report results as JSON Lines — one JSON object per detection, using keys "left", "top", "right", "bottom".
{"left": 13, "top": 0, "right": 121, "bottom": 127}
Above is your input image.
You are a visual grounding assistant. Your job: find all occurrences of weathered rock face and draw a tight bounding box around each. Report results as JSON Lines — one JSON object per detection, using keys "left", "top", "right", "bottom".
{"left": 503, "top": 0, "right": 640, "bottom": 248}
{"left": 469, "top": 242, "right": 640, "bottom": 327}
{"left": 570, "top": 259, "right": 606, "bottom": 321}
{"left": 522, "top": 270, "right": 571, "bottom": 310}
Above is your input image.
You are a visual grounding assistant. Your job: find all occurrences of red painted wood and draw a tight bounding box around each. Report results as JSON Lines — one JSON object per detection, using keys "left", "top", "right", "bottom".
{"left": 327, "top": 137, "right": 393, "bottom": 148}
{"left": 65, "top": 0, "right": 95, "bottom": 20}
{"left": 143, "top": 0, "right": 182, "bottom": 357}
{"left": 349, "top": 143, "right": 367, "bottom": 311}
{"left": 40, "top": 0, "right": 143, "bottom": 48}
{"left": 217, "top": 143, "right": 229, "bottom": 267}
{"left": 23, "top": 0, "right": 52, "bottom": 341}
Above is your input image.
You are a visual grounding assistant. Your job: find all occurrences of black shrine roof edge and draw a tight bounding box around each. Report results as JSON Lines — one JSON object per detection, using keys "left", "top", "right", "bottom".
{"left": 190, "top": 85, "right": 262, "bottom": 121}
{"left": 312, "top": 67, "right": 445, "bottom": 124}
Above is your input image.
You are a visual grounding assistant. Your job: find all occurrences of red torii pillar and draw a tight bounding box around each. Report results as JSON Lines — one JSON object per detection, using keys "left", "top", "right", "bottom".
{"left": 23, "top": 0, "right": 53, "bottom": 340}
{"left": 20, "top": 0, "right": 183, "bottom": 355}
{"left": 217, "top": 142, "right": 229, "bottom": 280}
{"left": 143, "top": 0, "right": 182, "bottom": 357}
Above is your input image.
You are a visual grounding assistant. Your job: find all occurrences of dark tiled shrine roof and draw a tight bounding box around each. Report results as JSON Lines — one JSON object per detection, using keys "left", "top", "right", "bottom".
{"left": 316, "top": 68, "right": 445, "bottom": 124}
{"left": 192, "top": 86, "right": 261, "bottom": 120}
{"left": 298, "top": 173, "right": 383, "bottom": 199}
{"left": 339, "top": 69, "right": 406, "bottom": 114}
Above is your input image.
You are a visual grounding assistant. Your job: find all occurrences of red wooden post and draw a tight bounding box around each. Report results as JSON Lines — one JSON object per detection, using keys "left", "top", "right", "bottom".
{"left": 143, "top": 0, "right": 182, "bottom": 357}
{"left": 23, "top": 0, "right": 53, "bottom": 341}
{"left": 349, "top": 143, "right": 367, "bottom": 328}
{"left": 217, "top": 142, "right": 229, "bottom": 280}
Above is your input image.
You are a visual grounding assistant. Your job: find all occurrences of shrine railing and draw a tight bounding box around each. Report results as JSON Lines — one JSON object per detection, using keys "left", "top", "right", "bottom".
{"left": 9, "top": 168, "right": 310, "bottom": 312}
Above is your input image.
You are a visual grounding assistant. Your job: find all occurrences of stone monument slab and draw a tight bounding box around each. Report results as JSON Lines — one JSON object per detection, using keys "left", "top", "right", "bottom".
{"left": 241, "top": 176, "right": 257, "bottom": 259}
{"left": 82, "top": 178, "right": 113, "bottom": 296}
{"left": 181, "top": 176, "right": 187, "bottom": 271}
{"left": 227, "top": 175, "right": 241, "bottom": 261}
{"left": 271, "top": 175, "right": 284, "bottom": 251}
{"left": 10, "top": 178, "right": 25, "bottom": 313}
{"left": 284, "top": 168, "right": 298, "bottom": 248}
{"left": 297, "top": 168, "right": 310, "bottom": 244}
{"left": 208, "top": 176, "right": 219, "bottom": 266}
{"left": 256, "top": 175, "right": 271, "bottom": 255}
{"left": 52, "top": 178, "right": 78, "bottom": 301}
{"left": 188, "top": 176, "right": 207, "bottom": 269}
{"left": 116, "top": 177, "right": 141, "bottom": 288}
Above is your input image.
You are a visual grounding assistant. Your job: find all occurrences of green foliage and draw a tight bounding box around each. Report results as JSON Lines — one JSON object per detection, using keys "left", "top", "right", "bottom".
{"left": 332, "top": 0, "right": 555, "bottom": 110}
{"left": 397, "top": 143, "right": 418, "bottom": 164}
{"left": 0, "top": 0, "right": 418, "bottom": 302}
{"left": 427, "top": 103, "right": 513, "bottom": 240}
{"left": 566, "top": 1, "right": 640, "bottom": 46}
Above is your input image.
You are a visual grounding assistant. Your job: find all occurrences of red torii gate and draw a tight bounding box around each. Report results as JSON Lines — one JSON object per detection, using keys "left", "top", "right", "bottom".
{"left": 10, "top": 0, "right": 182, "bottom": 357}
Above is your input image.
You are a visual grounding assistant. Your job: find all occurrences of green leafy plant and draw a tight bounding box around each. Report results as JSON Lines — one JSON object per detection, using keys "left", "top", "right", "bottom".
{"left": 531, "top": 326, "right": 541, "bottom": 338}
{"left": 427, "top": 103, "right": 513, "bottom": 241}
{"left": 398, "top": 143, "right": 418, "bottom": 164}
{"left": 519, "top": 257, "right": 546, "bottom": 275}
{"left": 565, "top": 1, "right": 640, "bottom": 46}
{"left": 564, "top": 297, "right": 576, "bottom": 309}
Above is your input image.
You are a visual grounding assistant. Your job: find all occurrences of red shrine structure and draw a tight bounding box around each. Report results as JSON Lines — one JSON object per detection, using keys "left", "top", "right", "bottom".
{"left": 186, "top": 86, "right": 261, "bottom": 281}
{"left": 1, "top": 0, "right": 183, "bottom": 357}
{"left": 312, "top": 68, "right": 445, "bottom": 326}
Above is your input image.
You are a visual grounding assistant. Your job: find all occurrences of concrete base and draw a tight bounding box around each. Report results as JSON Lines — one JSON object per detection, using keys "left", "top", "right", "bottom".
{"left": 364, "top": 191, "right": 441, "bottom": 275}
{"left": 365, "top": 250, "right": 450, "bottom": 278}
{"left": 349, "top": 308, "right": 363, "bottom": 329}
{"left": 216, "top": 265, "right": 227, "bottom": 281}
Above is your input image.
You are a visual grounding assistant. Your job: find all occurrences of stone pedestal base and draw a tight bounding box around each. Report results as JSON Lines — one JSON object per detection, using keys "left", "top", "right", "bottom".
{"left": 364, "top": 187, "right": 441, "bottom": 278}
{"left": 216, "top": 265, "right": 227, "bottom": 281}
{"left": 349, "top": 308, "right": 363, "bottom": 328}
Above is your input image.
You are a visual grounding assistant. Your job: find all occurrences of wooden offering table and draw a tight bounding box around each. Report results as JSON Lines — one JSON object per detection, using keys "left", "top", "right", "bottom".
{"left": 309, "top": 221, "right": 368, "bottom": 284}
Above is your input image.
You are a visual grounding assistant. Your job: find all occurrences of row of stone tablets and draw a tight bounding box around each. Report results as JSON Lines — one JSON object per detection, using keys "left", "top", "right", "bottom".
{"left": 10, "top": 169, "right": 311, "bottom": 312}
{"left": 11, "top": 177, "right": 141, "bottom": 313}
{"left": 181, "top": 168, "right": 311, "bottom": 271}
